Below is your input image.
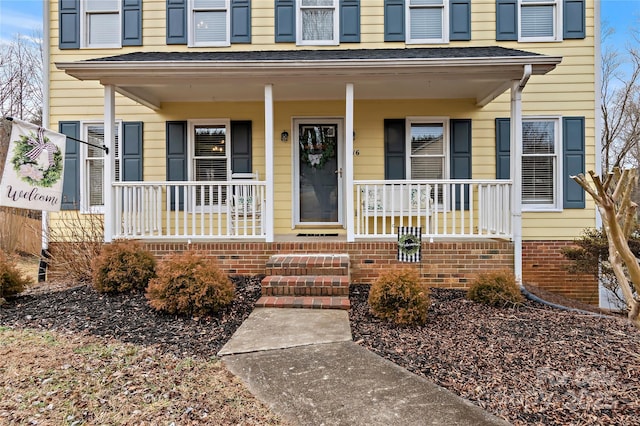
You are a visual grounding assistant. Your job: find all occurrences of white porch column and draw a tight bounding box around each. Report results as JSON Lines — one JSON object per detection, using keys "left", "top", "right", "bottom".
{"left": 345, "top": 83, "right": 355, "bottom": 242}
{"left": 510, "top": 82, "right": 524, "bottom": 284}
{"left": 264, "top": 84, "right": 275, "bottom": 242}
{"left": 103, "top": 85, "right": 116, "bottom": 243}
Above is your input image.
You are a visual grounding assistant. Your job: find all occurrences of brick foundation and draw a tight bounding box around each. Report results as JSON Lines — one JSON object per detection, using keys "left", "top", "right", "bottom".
{"left": 47, "top": 239, "right": 598, "bottom": 303}
{"left": 522, "top": 240, "right": 598, "bottom": 305}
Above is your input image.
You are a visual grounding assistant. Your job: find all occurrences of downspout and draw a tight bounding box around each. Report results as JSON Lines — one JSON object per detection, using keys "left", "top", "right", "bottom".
{"left": 39, "top": 0, "right": 51, "bottom": 282}
{"left": 511, "top": 64, "right": 531, "bottom": 286}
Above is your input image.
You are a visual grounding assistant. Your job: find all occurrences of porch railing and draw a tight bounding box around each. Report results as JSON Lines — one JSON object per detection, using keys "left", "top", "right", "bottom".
{"left": 354, "top": 180, "right": 512, "bottom": 239}
{"left": 112, "top": 180, "right": 266, "bottom": 239}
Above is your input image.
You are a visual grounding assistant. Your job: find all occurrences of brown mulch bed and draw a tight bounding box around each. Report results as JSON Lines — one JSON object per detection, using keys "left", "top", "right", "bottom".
{"left": 0, "top": 276, "right": 263, "bottom": 359}
{"left": 349, "top": 285, "right": 640, "bottom": 426}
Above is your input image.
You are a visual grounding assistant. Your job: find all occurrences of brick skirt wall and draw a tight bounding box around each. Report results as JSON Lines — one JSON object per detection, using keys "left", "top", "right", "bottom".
{"left": 522, "top": 240, "right": 598, "bottom": 305}
{"left": 47, "top": 239, "right": 598, "bottom": 303}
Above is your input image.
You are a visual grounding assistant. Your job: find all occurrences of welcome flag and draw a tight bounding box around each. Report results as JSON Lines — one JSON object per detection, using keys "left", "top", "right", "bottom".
{"left": 397, "top": 226, "right": 422, "bottom": 262}
{"left": 0, "top": 119, "right": 66, "bottom": 211}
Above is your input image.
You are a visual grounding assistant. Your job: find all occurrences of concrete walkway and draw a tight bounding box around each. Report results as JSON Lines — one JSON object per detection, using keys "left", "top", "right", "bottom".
{"left": 218, "top": 308, "right": 510, "bottom": 426}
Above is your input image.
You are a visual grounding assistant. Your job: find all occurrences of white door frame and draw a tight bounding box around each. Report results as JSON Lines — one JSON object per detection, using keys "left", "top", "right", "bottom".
{"left": 292, "top": 117, "right": 344, "bottom": 227}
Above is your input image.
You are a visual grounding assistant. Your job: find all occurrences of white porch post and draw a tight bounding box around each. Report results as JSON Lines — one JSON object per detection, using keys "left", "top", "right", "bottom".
{"left": 345, "top": 83, "right": 355, "bottom": 242}
{"left": 264, "top": 84, "right": 275, "bottom": 242}
{"left": 103, "top": 85, "right": 116, "bottom": 243}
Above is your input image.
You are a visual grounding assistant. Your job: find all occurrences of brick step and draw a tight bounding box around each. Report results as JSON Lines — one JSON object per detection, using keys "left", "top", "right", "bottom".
{"left": 255, "top": 296, "right": 350, "bottom": 310}
{"left": 266, "top": 254, "right": 350, "bottom": 278}
{"left": 261, "top": 275, "right": 349, "bottom": 296}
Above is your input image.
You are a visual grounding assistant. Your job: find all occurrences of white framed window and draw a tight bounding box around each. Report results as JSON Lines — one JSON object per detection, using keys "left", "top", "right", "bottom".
{"left": 407, "top": 119, "right": 449, "bottom": 180}
{"left": 189, "top": 0, "right": 231, "bottom": 47}
{"left": 189, "top": 121, "right": 230, "bottom": 207}
{"left": 519, "top": 0, "right": 561, "bottom": 42}
{"left": 81, "top": 0, "right": 121, "bottom": 48}
{"left": 522, "top": 117, "right": 561, "bottom": 210}
{"left": 297, "top": 0, "right": 339, "bottom": 46}
{"left": 80, "top": 121, "right": 121, "bottom": 212}
{"left": 406, "top": 0, "right": 449, "bottom": 44}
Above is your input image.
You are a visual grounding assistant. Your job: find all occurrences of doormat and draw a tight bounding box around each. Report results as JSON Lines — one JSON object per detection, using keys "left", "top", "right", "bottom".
{"left": 296, "top": 233, "right": 339, "bottom": 237}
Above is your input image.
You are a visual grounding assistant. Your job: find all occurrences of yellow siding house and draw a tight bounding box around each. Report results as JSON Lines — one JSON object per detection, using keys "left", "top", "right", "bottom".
{"left": 46, "top": 0, "right": 600, "bottom": 303}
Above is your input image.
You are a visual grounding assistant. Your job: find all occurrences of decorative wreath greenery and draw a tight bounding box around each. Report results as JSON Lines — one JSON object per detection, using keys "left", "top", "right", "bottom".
{"left": 299, "top": 126, "right": 336, "bottom": 169}
{"left": 398, "top": 233, "right": 421, "bottom": 257}
{"left": 11, "top": 131, "right": 63, "bottom": 188}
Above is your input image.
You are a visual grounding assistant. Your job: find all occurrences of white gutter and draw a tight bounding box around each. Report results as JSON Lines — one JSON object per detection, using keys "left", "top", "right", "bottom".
{"left": 512, "top": 64, "right": 532, "bottom": 286}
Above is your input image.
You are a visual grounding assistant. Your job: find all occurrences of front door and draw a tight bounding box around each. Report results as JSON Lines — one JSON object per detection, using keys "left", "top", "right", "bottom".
{"left": 295, "top": 121, "right": 342, "bottom": 225}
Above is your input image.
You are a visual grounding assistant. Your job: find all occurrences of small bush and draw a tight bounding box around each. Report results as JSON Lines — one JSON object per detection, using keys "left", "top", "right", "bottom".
{"left": 467, "top": 270, "right": 524, "bottom": 308}
{"left": 91, "top": 240, "right": 156, "bottom": 294}
{"left": 368, "top": 268, "right": 430, "bottom": 325}
{"left": 0, "top": 250, "right": 32, "bottom": 299}
{"left": 145, "top": 251, "right": 234, "bottom": 316}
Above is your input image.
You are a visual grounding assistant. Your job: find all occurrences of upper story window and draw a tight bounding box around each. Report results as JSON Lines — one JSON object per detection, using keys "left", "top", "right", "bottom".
{"left": 519, "top": 0, "right": 560, "bottom": 41}
{"left": 522, "top": 117, "right": 560, "bottom": 209}
{"left": 297, "top": 0, "right": 339, "bottom": 45}
{"left": 407, "top": 0, "right": 449, "bottom": 44}
{"left": 190, "top": 0, "right": 231, "bottom": 47}
{"left": 82, "top": 0, "right": 121, "bottom": 48}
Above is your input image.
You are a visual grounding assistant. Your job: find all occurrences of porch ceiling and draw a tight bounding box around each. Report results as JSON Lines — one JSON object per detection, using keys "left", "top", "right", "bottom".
{"left": 56, "top": 47, "right": 562, "bottom": 110}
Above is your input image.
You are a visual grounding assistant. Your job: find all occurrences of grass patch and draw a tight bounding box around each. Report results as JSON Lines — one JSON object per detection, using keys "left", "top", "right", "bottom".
{"left": 0, "top": 328, "right": 285, "bottom": 425}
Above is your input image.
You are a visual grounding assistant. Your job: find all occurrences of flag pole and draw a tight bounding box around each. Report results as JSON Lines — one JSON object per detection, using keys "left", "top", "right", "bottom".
{"left": 4, "top": 117, "right": 109, "bottom": 155}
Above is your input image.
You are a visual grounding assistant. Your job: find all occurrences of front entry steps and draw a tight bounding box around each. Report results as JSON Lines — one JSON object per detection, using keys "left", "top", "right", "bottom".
{"left": 255, "top": 254, "right": 351, "bottom": 310}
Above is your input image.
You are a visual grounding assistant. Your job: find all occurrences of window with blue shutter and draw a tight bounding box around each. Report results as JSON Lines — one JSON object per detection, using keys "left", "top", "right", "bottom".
{"left": 340, "top": 0, "right": 360, "bottom": 43}
{"left": 495, "top": 117, "right": 585, "bottom": 209}
{"left": 231, "top": 121, "right": 252, "bottom": 173}
{"left": 59, "top": 121, "right": 80, "bottom": 210}
{"left": 231, "top": 0, "right": 252, "bottom": 43}
{"left": 450, "top": 119, "right": 472, "bottom": 210}
{"left": 563, "top": 0, "right": 585, "bottom": 39}
{"left": 450, "top": 0, "right": 471, "bottom": 41}
{"left": 496, "top": 0, "right": 517, "bottom": 41}
{"left": 384, "top": 0, "right": 405, "bottom": 42}
{"left": 122, "top": 0, "right": 143, "bottom": 46}
{"left": 59, "top": 0, "right": 80, "bottom": 49}
{"left": 166, "top": 121, "right": 187, "bottom": 210}
{"left": 122, "top": 122, "right": 143, "bottom": 181}
{"left": 562, "top": 117, "right": 585, "bottom": 208}
{"left": 275, "top": 0, "right": 296, "bottom": 42}
{"left": 384, "top": 119, "right": 406, "bottom": 180}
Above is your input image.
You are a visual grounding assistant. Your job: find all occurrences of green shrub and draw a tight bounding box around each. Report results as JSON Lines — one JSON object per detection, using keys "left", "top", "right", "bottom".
{"left": 145, "top": 251, "right": 234, "bottom": 316}
{"left": 91, "top": 240, "right": 156, "bottom": 294}
{"left": 368, "top": 268, "right": 430, "bottom": 325}
{"left": 467, "top": 270, "right": 524, "bottom": 308}
{"left": 0, "top": 250, "right": 31, "bottom": 299}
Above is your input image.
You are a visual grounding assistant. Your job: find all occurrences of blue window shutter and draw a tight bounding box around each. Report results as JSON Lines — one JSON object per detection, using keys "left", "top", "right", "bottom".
{"left": 59, "top": 121, "right": 80, "bottom": 210}
{"left": 451, "top": 119, "right": 472, "bottom": 210}
{"left": 59, "top": 0, "right": 80, "bottom": 49}
{"left": 563, "top": 117, "right": 585, "bottom": 209}
{"left": 450, "top": 0, "right": 471, "bottom": 41}
{"left": 122, "top": 122, "right": 143, "bottom": 181}
{"left": 495, "top": 118, "right": 511, "bottom": 179}
{"left": 384, "top": 0, "right": 405, "bottom": 42}
{"left": 340, "top": 0, "right": 360, "bottom": 43}
{"left": 231, "top": 121, "right": 252, "bottom": 173}
{"left": 496, "top": 0, "right": 517, "bottom": 41}
{"left": 384, "top": 119, "right": 406, "bottom": 180}
{"left": 167, "top": 0, "right": 187, "bottom": 45}
{"left": 563, "top": 0, "right": 585, "bottom": 39}
{"left": 231, "top": 0, "right": 251, "bottom": 43}
{"left": 122, "top": 0, "right": 142, "bottom": 46}
{"left": 166, "top": 121, "right": 187, "bottom": 210}
{"left": 275, "top": 0, "right": 295, "bottom": 42}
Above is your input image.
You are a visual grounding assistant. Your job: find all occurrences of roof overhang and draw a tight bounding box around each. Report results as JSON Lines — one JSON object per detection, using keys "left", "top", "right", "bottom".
{"left": 56, "top": 47, "right": 562, "bottom": 110}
